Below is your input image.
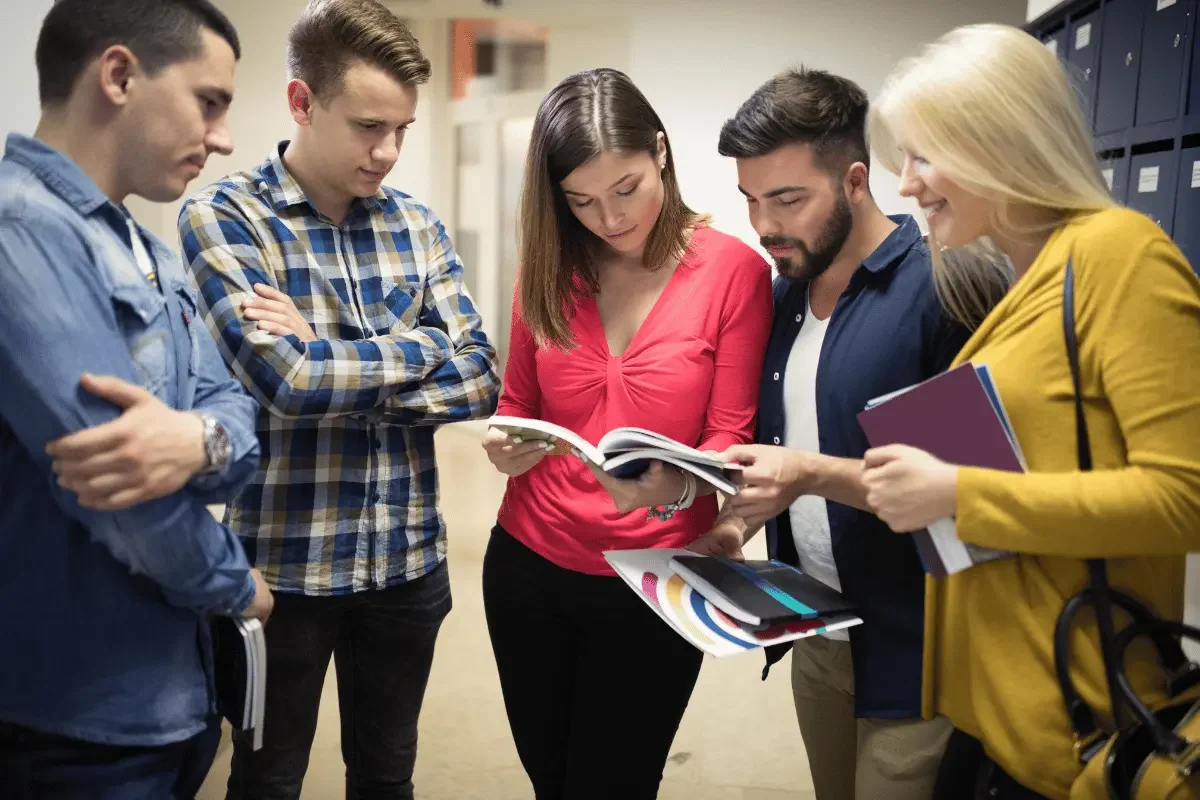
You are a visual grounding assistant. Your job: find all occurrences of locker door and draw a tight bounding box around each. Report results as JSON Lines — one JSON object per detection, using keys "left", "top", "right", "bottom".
{"left": 1127, "top": 149, "right": 1180, "bottom": 234}
{"left": 1043, "top": 27, "right": 1068, "bottom": 61}
{"left": 1068, "top": 11, "right": 1102, "bottom": 125}
{"left": 1101, "top": 153, "right": 1132, "bottom": 203}
{"left": 1096, "top": 0, "right": 1147, "bottom": 134}
{"left": 1173, "top": 147, "right": 1200, "bottom": 272}
{"left": 1135, "top": 0, "right": 1192, "bottom": 125}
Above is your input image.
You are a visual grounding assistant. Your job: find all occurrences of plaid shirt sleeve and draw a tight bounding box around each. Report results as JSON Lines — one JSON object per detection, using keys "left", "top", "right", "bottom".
{"left": 178, "top": 192, "right": 457, "bottom": 420}
{"left": 369, "top": 210, "right": 500, "bottom": 426}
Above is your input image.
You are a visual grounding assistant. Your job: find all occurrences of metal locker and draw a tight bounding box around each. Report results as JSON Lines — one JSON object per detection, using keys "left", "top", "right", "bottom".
{"left": 1134, "top": 0, "right": 1192, "bottom": 126}
{"left": 1095, "top": 0, "right": 1148, "bottom": 134}
{"left": 1068, "top": 11, "right": 1102, "bottom": 126}
{"left": 1043, "top": 26, "right": 1068, "bottom": 61}
{"left": 1127, "top": 148, "right": 1180, "bottom": 234}
{"left": 1172, "top": 147, "right": 1200, "bottom": 273}
{"left": 1100, "top": 153, "right": 1132, "bottom": 203}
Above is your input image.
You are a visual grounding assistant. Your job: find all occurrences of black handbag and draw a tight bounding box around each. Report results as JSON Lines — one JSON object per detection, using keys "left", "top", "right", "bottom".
{"left": 1055, "top": 257, "right": 1200, "bottom": 799}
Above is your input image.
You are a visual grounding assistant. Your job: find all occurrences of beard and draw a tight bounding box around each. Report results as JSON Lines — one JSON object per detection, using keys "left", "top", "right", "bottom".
{"left": 761, "top": 190, "right": 854, "bottom": 282}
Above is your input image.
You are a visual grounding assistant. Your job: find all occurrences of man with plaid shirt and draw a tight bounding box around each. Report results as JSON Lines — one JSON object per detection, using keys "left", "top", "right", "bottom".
{"left": 177, "top": 2, "right": 499, "bottom": 797}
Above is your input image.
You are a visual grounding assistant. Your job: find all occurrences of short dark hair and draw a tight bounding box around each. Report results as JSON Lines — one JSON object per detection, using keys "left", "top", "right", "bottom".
{"left": 718, "top": 67, "right": 870, "bottom": 176}
{"left": 36, "top": 0, "right": 240, "bottom": 106}
{"left": 288, "top": 0, "right": 431, "bottom": 99}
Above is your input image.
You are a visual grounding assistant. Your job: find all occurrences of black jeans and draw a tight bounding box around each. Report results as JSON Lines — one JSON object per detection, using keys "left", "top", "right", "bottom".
{"left": 0, "top": 717, "right": 221, "bottom": 800}
{"left": 226, "top": 561, "right": 452, "bottom": 800}
{"left": 934, "top": 728, "right": 1050, "bottom": 800}
{"left": 482, "top": 526, "right": 704, "bottom": 800}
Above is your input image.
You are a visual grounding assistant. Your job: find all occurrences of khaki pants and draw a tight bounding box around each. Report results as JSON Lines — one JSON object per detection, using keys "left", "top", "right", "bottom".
{"left": 791, "top": 637, "right": 952, "bottom": 800}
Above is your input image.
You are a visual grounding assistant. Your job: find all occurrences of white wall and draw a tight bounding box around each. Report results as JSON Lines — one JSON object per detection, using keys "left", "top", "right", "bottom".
{"left": 1027, "top": 0, "right": 1068, "bottom": 23}
{"left": 602, "top": 0, "right": 1026, "bottom": 248}
{"left": 1, "top": 0, "right": 54, "bottom": 138}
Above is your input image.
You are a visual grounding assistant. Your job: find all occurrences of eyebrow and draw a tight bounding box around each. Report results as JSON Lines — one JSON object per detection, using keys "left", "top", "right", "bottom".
{"left": 357, "top": 116, "right": 418, "bottom": 127}
{"left": 562, "top": 172, "right": 637, "bottom": 197}
{"left": 737, "top": 184, "right": 808, "bottom": 199}
{"left": 201, "top": 87, "right": 234, "bottom": 107}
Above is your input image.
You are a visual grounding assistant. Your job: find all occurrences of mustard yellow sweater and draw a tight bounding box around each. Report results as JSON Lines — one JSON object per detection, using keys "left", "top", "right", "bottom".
{"left": 924, "top": 208, "right": 1200, "bottom": 798}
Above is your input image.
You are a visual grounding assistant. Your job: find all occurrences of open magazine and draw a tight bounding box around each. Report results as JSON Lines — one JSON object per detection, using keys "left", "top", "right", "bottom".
{"left": 487, "top": 415, "right": 742, "bottom": 495}
{"left": 603, "top": 548, "right": 862, "bottom": 657}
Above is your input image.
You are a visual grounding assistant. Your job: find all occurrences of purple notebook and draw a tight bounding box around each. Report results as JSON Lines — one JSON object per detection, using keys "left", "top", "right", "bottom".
{"left": 857, "top": 363, "right": 1022, "bottom": 575}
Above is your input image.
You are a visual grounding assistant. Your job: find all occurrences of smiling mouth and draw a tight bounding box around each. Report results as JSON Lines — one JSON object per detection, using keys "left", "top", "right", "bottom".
{"left": 606, "top": 227, "right": 635, "bottom": 239}
{"left": 360, "top": 169, "right": 386, "bottom": 180}
{"left": 923, "top": 200, "right": 948, "bottom": 216}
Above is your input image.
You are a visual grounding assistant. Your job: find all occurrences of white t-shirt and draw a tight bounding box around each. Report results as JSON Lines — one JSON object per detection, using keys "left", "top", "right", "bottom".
{"left": 782, "top": 289, "right": 847, "bottom": 640}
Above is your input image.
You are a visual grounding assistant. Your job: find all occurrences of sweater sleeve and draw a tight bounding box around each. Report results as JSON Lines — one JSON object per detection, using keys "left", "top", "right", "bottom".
{"left": 697, "top": 246, "right": 773, "bottom": 453}
{"left": 956, "top": 236, "right": 1200, "bottom": 557}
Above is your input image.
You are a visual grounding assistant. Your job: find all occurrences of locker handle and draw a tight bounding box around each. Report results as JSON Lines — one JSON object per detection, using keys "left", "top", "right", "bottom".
{"left": 1127, "top": 52, "right": 1135, "bottom": 67}
{"left": 1176, "top": 33, "right": 1182, "bottom": 48}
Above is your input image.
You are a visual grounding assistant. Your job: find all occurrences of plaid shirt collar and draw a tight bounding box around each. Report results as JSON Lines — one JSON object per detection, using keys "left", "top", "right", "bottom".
{"left": 255, "top": 140, "right": 389, "bottom": 218}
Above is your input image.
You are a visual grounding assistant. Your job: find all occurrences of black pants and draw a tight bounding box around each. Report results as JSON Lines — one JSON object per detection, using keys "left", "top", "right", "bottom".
{"left": 0, "top": 717, "right": 221, "bottom": 800}
{"left": 482, "top": 526, "right": 704, "bottom": 800}
{"left": 226, "top": 562, "right": 452, "bottom": 800}
{"left": 934, "top": 728, "right": 1050, "bottom": 800}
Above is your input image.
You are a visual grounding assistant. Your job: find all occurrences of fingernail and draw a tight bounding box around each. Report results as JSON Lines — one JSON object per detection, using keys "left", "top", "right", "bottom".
{"left": 542, "top": 442, "right": 554, "bottom": 451}
{"left": 512, "top": 436, "right": 523, "bottom": 444}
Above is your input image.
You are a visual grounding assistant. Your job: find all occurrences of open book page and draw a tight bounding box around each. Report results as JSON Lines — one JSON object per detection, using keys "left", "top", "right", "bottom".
{"left": 486, "top": 416, "right": 604, "bottom": 463}
{"left": 602, "top": 450, "right": 739, "bottom": 494}
{"left": 603, "top": 548, "right": 863, "bottom": 658}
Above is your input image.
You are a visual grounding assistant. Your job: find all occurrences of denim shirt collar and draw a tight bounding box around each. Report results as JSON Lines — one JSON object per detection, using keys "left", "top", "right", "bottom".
{"left": 3, "top": 133, "right": 115, "bottom": 218}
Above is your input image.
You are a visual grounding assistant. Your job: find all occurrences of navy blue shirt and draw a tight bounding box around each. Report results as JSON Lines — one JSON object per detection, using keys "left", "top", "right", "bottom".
{"left": 759, "top": 215, "right": 969, "bottom": 719}
{"left": 0, "top": 135, "right": 261, "bottom": 746}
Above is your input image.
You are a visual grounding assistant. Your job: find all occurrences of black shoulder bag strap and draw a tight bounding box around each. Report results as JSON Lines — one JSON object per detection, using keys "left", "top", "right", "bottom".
{"left": 1063, "top": 257, "right": 1129, "bottom": 730}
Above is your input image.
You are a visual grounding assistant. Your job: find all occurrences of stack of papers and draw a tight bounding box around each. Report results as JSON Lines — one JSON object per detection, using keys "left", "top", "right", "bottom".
{"left": 603, "top": 549, "right": 863, "bottom": 657}
{"left": 211, "top": 616, "right": 267, "bottom": 751}
{"left": 857, "top": 362, "right": 1025, "bottom": 576}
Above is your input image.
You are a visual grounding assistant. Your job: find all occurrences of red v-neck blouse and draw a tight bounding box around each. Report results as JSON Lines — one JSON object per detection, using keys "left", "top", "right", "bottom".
{"left": 494, "top": 225, "right": 773, "bottom": 575}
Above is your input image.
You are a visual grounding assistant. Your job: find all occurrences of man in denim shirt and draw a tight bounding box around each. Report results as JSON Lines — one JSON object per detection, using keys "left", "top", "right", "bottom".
{"left": 0, "top": 2, "right": 272, "bottom": 797}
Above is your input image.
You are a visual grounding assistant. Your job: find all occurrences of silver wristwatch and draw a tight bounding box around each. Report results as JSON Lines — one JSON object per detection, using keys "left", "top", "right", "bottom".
{"left": 200, "top": 414, "right": 231, "bottom": 475}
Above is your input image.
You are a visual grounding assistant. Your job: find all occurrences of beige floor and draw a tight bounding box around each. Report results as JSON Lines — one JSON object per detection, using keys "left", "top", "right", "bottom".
{"left": 198, "top": 425, "right": 816, "bottom": 800}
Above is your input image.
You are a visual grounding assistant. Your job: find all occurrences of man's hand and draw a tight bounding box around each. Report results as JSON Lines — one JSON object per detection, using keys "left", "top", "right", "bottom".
{"left": 720, "top": 444, "right": 814, "bottom": 529}
{"left": 243, "top": 283, "right": 317, "bottom": 342}
{"left": 46, "top": 374, "right": 208, "bottom": 511}
{"left": 242, "top": 568, "right": 275, "bottom": 624}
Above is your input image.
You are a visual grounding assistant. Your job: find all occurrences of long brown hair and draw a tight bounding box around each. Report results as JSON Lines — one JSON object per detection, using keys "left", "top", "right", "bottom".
{"left": 519, "top": 68, "right": 702, "bottom": 349}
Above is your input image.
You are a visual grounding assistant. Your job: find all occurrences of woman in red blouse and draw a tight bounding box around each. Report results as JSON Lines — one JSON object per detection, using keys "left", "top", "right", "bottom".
{"left": 481, "top": 67, "right": 772, "bottom": 800}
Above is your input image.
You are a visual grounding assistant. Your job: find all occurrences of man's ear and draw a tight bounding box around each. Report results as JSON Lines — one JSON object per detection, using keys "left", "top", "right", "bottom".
{"left": 845, "top": 161, "right": 871, "bottom": 203}
{"left": 95, "top": 45, "right": 139, "bottom": 108}
{"left": 287, "top": 79, "right": 317, "bottom": 126}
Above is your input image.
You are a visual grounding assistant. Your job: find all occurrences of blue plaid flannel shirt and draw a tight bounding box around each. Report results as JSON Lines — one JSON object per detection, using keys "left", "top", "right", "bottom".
{"left": 178, "top": 143, "right": 499, "bottom": 595}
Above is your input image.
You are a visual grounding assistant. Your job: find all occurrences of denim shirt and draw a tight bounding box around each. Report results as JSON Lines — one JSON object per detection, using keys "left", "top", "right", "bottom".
{"left": 758, "top": 216, "right": 970, "bottom": 719}
{"left": 0, "top": 134, "right": 261, "bottom": 746}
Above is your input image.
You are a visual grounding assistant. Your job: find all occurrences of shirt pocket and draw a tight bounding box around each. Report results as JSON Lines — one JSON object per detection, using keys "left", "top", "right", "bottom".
{"left": 110, "top": 285, "right": 173, "bottom": 404}
{"left": 173, "top": 285, "right": 204, "bottom": 406}
{"left": 379, "top": 277, "right": 422, "bottom": 332}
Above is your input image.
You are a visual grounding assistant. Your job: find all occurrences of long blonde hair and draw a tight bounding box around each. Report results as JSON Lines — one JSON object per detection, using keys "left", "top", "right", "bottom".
{"left": 868, "top": 23, "right": 1117, "bottom": 327}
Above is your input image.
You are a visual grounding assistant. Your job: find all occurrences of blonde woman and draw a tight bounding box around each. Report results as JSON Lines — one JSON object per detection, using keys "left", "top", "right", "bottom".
{"left": 861, "top": 23, "right": 1200, "bottom": 800}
